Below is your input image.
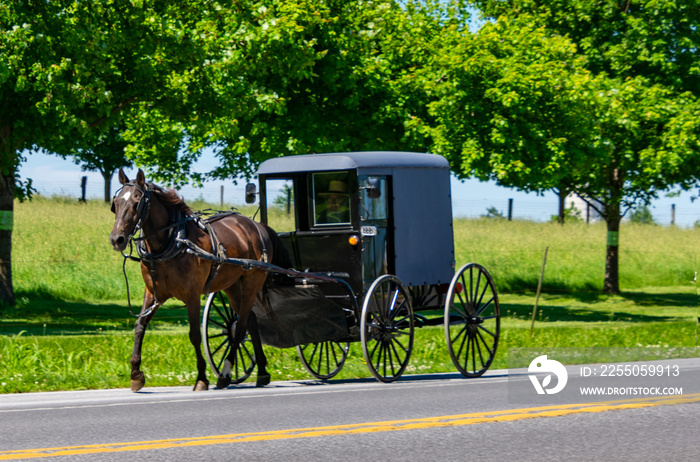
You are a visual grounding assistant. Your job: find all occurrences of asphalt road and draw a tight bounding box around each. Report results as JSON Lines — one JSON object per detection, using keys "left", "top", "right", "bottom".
{"left": 1, "top": 358, "right": 699, "bottom": 461}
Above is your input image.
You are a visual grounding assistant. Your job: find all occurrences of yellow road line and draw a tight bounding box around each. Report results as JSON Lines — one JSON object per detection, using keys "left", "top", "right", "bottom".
{"left": 2, "top": 393, "right": 699, "bottom": 460}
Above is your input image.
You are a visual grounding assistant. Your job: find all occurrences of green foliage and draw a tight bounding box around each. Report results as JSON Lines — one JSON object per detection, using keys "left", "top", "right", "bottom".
{"left": 629, "top": 205, "right": 656, "bottom": 225}
{"left": 474, "top": 0, "right": 700, "bottom": 94}
{"left": 550, "top": 204, "right": 582, "bottom": 223}
{"left": 481, "top": 206, "right": 505, "bottom": 219}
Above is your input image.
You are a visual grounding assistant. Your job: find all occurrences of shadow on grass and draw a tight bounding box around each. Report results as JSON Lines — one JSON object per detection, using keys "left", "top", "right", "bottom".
{"left": 500, "top": 278, "right": 697, "bottom": 306}
{"left": 0, "top": 290, "right": 190, "bottom": 336}
{"left": 617, "top": 291, "right": 698, "bottom": 308}
{"left": 498, "top": 278, "right": 602, "bottom": 299}
{"left": 502, "top": 289, "right": 697, "bottom": 323}
{"left": 502, "top": 301, "right": 682, "bottom": 323}
{"left": 2, "top": 286, "right": 696, "bottom": 335}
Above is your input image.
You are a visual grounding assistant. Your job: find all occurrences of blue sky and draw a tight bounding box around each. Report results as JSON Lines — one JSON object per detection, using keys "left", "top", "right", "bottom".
{"left": 18, "top": 150, "right": 700, "bottom": 227}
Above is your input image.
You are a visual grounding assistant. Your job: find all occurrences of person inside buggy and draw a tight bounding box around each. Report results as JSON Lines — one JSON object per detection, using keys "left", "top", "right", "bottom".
{"left": 315, "top": 176, "right": 351, "bottom": 225}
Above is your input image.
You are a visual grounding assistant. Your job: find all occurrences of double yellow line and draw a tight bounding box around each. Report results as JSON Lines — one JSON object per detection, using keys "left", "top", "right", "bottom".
{"left": 3, "top": 393, "right": 699, "bottom": 460}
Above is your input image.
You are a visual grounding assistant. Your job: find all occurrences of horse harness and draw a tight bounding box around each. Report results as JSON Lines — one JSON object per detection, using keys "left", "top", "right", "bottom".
{"left": 114, "top": 182, "right": 269, "bottom": 318}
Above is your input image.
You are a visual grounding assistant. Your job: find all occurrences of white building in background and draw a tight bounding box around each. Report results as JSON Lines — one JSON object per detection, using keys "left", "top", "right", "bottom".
{"left": 566, "top": 194, "right": 604, "bottom": 223}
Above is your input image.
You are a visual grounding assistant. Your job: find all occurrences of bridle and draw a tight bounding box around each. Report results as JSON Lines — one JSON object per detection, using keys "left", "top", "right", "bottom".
{"left": 111, "top": 181, "right": 167, "bottom": 318}
{"left": 111, "top": 181, "right": 152, "bottom": 244}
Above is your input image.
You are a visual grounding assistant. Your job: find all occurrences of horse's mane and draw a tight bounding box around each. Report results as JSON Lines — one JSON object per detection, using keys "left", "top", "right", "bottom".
{"left": 149, "top": 183, "right": 193, "bottom": 216}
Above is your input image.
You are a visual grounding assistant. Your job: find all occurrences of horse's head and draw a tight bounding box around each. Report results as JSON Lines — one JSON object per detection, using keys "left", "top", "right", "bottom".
{"left": 109, "top": 168, "right": 150, "bottom": 252}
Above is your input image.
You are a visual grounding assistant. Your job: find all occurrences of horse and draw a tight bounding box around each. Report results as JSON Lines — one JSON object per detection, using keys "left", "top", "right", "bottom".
{"left": 109, "top": 168, "right": 284, "bottom": 391}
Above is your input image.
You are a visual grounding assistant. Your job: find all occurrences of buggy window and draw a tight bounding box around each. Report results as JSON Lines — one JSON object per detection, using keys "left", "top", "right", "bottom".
{"left": 265, "top": 178, "right": 296, "bottom": 233}
{"left": 360, "top": 176, "right": 388, "bottom": 221}
{"left": 313, "top": 172, "right": 351, "bottom": 226}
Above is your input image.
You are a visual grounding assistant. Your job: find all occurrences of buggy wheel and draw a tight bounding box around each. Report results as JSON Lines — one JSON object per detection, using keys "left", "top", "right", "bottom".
{"left": 444, "top": 263, "right": 500, "bottom": 377}
{"left": 360, "top": 275, "right": 414, "bottom": 383}
{"left": 202, "top": 292, "right": 256, "bottom": 384}
{"left": 296, "top": 341, "right": 350, "bottom": 380}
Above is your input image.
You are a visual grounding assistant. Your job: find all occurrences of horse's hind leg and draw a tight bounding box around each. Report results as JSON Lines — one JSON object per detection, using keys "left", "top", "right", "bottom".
{"left": 217, "top": 308, "right": 269, "bottom": 388}
{"left": 247, "top": 310, "right": 270, "bottom": 387}
{"left": 215, "top": 283, "right": 246, "bottom": 389}
{"left": 216, "top": 276, "right": 270, "bottom": 388}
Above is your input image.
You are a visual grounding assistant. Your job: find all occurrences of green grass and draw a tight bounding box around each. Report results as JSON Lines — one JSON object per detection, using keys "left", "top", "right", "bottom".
{"left": 0, "top": 196, "right": 698, "bottom": 393}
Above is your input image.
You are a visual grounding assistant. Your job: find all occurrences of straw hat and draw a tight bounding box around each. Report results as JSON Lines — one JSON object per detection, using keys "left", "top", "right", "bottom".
{"left": 320, "top": 180, "right": 348, "bottom": 196}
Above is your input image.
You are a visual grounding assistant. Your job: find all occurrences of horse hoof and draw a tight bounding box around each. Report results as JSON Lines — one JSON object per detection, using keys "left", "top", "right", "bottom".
{"left": 193, "top": 380, "right": 209, "bottom": 392}
{"left": 130, "top": 379, "right": 145, "bottom": 392}
{"left": 216, "top": 375, "right": 232, "bottom": 389}
{"left": 256, "top": 374, "right": 271, "bottom": 388}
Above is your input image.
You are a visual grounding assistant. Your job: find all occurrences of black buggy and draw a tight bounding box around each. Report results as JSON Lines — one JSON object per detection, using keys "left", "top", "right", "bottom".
{"left": 201, "top": 151, "right": 500, "bottom": 383}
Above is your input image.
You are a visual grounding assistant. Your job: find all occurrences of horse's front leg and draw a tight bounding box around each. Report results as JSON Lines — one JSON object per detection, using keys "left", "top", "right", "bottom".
{"left": 187, "top": 296, "right": 209, "bottom": 391}
{"left": 130, "top": 290, "right": 158, "bottom": 392}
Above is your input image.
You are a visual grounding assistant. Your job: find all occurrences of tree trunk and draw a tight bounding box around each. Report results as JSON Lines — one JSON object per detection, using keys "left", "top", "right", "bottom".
{"left": 0, "top": 172, "right": 15, "bottom": 305}
{"left": 603, "top": 199, "right": 621, "bottom": 294}
{"left": 556, "top": 188, "right": 569, "bottom": 225}
{"left": 102, "top": 170, "right": 113, "bottom": 203}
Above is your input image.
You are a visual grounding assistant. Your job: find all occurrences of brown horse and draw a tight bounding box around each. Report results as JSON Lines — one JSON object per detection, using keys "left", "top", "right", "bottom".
{"left": 109, "top": 168, "right": 277, "bottom": 391}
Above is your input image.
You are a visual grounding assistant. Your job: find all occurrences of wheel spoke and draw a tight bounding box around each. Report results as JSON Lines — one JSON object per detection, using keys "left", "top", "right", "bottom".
{"left": 208, "top": 319, "right": 227, "bottom": 330}
{"left": 210, "top": 335, "right": 229, "bottom": 357}
{"left": 216, "top": 342, "right": 231, "bottom": 372}
{"left": 475, "top": 328, "right": 494, "bottom": 358}
{"left": 476, "top": 296, "right": 495, "bottom": 317}
{"left": 477, "top": 324, "right": 497, "bottom": 339}
{"left": 213, "top": 301, "right": 230, "bottom": 325}
{"left": 455, "top": 325, "right": 468, "bottom": 362}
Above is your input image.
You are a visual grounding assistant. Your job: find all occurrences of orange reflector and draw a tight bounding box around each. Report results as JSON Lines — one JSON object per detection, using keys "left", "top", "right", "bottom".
{"left": 348, "top": 235, "right": 359, "bottom": 246}
{"left": 455, "top": 282, "right": 463, "bottom": 294}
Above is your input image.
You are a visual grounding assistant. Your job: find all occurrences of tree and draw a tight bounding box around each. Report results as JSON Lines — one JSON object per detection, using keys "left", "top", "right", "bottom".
{"left": 419, "top": 17, "right": 601, "bottom": 220}
{"left": 1, "top": 1, "right": 241, "bottom": 304}
{"left": 420, "top": 6, "right": 700, "bottom": 293}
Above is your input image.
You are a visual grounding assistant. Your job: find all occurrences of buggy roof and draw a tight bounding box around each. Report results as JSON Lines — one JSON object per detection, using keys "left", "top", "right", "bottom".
{"left": 256, "top": 151, "right": 449, "bottom": 175}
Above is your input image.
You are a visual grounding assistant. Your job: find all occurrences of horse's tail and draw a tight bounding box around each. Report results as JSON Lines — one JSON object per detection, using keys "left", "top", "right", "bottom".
{"left": 262, "top": 224, "right": 294, "bottom": 270}
{"left": 256, "top": 224, "right": 292, "bottom": 325}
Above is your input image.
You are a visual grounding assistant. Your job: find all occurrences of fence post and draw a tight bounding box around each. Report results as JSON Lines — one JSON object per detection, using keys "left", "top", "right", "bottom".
{"left": 80, "top": 176, "right": 87, "bottom": 202}
{"left": 530, "top": 246, "right": 549, "bottom": 337}
{"left": 220, "top": 185, "right": 224, "bottom": 208}
{"left": 586, "top": 203, "right": 591, "bottom": 224}
{"left": 508, "top": 198, "right": 513, "bottom": 221}
{"left": 671, "top": 204, "right": 676, "bottom": 226}
{"left": 286, "top": 188, "right": 292, "bottom": 215}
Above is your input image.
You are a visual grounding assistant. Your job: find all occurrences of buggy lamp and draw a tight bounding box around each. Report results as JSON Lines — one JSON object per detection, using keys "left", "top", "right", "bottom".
{"left": 348, "top": 235, "right": 359, "bottom": 246}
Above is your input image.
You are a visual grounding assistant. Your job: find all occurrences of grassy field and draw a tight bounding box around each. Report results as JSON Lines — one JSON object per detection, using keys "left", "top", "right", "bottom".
{"left": 1, "top": 196, "right": 698, "bottom": 393}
